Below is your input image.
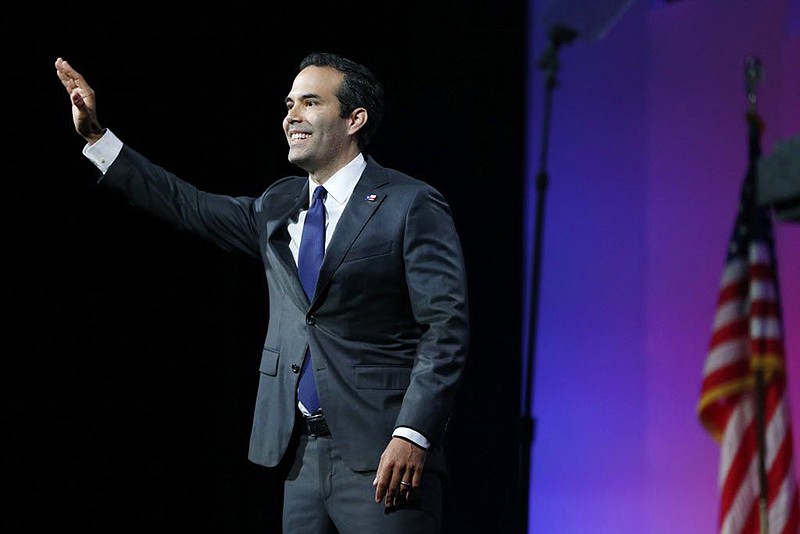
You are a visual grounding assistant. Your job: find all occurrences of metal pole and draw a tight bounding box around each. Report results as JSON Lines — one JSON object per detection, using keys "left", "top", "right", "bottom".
{"left": 520, "top": 23, "right": 576, "bottom": 534}
{"left": 745, "top": 55, "right": 769, "bottom": 534}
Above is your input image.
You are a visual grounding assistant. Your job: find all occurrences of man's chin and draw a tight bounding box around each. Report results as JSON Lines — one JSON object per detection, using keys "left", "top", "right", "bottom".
{"left": 287, "top": 151, "right": 311, "bottom": 171}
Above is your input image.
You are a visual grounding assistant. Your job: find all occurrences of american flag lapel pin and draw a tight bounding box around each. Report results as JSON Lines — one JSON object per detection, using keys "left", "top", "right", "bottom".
{"left": 365, "top": 193, "right": 378, "bottom": 202}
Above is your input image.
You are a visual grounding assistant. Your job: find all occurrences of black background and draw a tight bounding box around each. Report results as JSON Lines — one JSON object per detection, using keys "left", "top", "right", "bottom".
{"left": 3, "top": 2, "right": 527, "bottom": 532}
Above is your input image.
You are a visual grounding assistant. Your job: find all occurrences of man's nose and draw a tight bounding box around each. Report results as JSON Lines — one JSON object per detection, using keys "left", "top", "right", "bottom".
{"left": 285, "top": 107, "right": 301, "bottom": 123}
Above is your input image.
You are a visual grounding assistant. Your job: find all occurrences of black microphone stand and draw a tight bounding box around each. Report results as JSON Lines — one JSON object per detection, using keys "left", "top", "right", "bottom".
{"left": 520, "top": 23, "right": 577, "bottom": 534}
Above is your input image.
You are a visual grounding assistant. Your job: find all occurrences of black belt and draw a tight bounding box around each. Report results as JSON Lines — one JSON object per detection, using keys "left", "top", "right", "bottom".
{"left": 298, "top": 411, "right": 331, "bottom": 437}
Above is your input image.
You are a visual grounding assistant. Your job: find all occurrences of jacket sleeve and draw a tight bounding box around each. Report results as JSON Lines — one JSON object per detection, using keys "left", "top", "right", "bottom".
{"left": 394, "top": 184, "right": 470, "bottom": 447}
{"left": 99, "top": 144, "right": 262, "bottom": 258}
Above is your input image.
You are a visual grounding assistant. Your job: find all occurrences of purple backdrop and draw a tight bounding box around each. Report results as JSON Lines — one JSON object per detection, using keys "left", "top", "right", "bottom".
{"left": 525, "top": 0, "right": 800, "bottom": 531}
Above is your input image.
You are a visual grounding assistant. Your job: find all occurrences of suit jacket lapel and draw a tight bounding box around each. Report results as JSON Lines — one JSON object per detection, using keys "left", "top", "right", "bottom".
{"left": 313, "top": 160, "right": 388, "bottom": 306}
{"left": 267, "top": 181, "right": 310, "bottom": 306}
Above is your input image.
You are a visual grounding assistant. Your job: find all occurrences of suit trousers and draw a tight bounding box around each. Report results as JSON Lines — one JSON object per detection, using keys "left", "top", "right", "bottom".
{"left": 282, "top": 427, "right": 442, "bottom": 533}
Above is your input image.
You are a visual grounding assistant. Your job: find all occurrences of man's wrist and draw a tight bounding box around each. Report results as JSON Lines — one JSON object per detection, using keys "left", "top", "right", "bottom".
{"left": 84, "top": 126, "right": 106, "bottom": 146}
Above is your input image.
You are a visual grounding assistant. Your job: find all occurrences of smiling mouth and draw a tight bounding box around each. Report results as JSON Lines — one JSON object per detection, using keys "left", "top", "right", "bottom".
{"left": 290, "top": 132, "right": 311, "bottom": 141}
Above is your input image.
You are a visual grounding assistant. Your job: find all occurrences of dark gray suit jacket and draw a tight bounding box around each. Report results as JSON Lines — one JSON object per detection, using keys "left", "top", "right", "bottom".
{"left": 100, "top": 145, "right": 470, "bottom": 475}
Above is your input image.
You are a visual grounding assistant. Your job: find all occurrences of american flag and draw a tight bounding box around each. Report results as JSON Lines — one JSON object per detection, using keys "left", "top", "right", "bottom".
{"left": 698, "top": 114, "right": 800, "bottom": 534}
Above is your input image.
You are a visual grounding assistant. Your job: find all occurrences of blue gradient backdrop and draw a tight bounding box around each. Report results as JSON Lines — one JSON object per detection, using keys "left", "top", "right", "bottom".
{"left": 525, "top": 0, "right": 800, "bottom": 531}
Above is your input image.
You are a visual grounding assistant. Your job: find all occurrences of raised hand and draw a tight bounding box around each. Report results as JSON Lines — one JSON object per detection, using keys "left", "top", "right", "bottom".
{"left": 55, "top": 57, "right": 105, "bottom": 144}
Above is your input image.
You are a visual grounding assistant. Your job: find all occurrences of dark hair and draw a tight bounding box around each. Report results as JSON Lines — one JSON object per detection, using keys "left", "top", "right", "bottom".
{"left": 299, "top": 52, "right": 384, "bottom": 151}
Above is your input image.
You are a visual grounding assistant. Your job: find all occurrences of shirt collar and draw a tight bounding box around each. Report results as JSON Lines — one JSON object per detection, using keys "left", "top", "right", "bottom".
{"left": 307, "top": 153, "right": 366, "bottom": 207}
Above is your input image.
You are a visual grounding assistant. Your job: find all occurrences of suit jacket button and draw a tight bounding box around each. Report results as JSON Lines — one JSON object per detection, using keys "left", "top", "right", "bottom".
{"left": 291, "top": 364, "right": 300, "bottom": 373}
{"left": 306, "top": 316, "right": 316, "bottom": 325}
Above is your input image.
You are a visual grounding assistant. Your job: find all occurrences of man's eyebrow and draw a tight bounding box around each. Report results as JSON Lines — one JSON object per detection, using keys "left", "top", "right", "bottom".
{"left": 284, "top": 93, "right": 323, "bottom": 104}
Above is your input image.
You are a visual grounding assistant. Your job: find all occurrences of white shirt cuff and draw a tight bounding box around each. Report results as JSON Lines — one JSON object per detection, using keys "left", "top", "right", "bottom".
{"left": 82, "top": 128, "right": 123, "bottom": 174}
{"left": 392, "top": 427, "right": 431, "bottom": 449}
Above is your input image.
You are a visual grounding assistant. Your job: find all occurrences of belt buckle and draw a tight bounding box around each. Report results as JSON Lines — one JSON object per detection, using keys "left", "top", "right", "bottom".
{"left": 305, "top": 412, "right": 329, "bottom": 437}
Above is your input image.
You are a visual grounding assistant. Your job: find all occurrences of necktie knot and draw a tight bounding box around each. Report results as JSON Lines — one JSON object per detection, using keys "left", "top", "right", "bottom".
{"left": 313, "top": 185, "right": 327, "bottom": 203}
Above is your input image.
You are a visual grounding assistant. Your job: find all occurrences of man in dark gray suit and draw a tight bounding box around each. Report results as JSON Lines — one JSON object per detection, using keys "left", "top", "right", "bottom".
{"left": 55, "top": 51, "right": 469, "bottom": 533}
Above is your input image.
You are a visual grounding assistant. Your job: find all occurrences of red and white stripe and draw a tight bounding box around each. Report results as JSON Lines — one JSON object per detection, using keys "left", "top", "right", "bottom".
{"left": 699, "top": 242, "right": 800, "bottom": 533}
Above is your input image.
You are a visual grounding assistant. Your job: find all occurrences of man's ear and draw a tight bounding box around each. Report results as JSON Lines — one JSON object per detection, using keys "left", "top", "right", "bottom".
{"left": 348, "top": 107, "right": 368, "bottom": 135}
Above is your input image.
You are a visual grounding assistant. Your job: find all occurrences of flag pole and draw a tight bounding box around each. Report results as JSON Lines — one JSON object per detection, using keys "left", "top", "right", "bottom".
{"left": 744, "top": 55, "right": 769, "bottom": 534}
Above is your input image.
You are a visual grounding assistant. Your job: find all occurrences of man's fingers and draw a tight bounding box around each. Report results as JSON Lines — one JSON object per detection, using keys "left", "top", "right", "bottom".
{"left": 385, "top": 465, "right": 406, "bottom": 507}
{"left": 399, "top": 475, "right": 413, "bottom": 500}
{"left": 56, "top": 58, "right": 88, "bottom": 97}
{"left": 373, "top": 458, "right": 390, "bottom": 503}
{"left": 55, "top": 58, "right": 77, "bottom": 90}
{"left": 411, "top": 467, "right": 422, "bottom": 491}
{"left": 374, "top": 460, "right": 405, "bottom": 507}
{"left": 377, "top": 463, "right": 403, "bottom": 507}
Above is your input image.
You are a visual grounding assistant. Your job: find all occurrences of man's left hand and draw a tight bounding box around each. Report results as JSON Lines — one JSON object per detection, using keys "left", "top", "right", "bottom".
{"left": 373, "top": 437, "right": 427, "bottom": 508}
